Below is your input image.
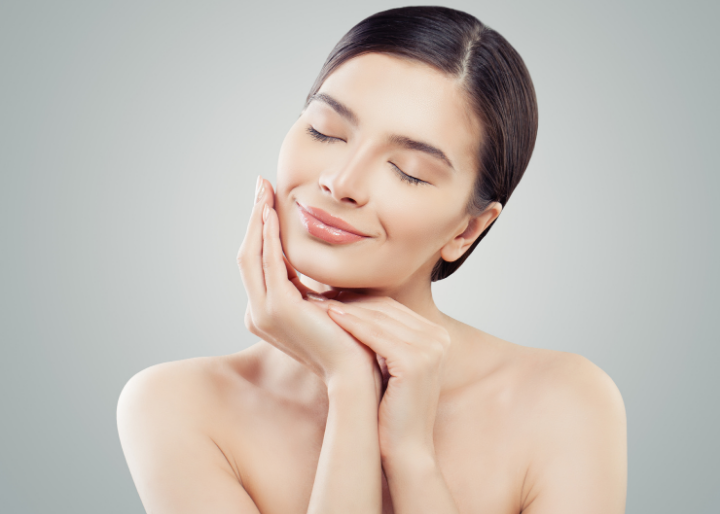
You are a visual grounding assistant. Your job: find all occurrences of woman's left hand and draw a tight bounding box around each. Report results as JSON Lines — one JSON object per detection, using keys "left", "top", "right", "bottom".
{"left": 311, "top": 294, "right": 451, "bottom": 465}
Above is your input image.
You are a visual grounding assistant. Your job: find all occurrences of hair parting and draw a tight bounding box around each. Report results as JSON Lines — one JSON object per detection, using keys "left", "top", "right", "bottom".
{"left": 307, "top": 6, "right": 538, "bottom": 280}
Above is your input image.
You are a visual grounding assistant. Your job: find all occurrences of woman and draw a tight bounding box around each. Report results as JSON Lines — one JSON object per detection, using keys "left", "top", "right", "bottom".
{"left": 118, "top": 6, "right": 627, "bottom": 513}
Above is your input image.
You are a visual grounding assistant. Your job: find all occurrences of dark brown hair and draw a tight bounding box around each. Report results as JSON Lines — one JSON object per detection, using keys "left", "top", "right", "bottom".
{"left": 306, "top": 6, "right": 538, "bottom": 281}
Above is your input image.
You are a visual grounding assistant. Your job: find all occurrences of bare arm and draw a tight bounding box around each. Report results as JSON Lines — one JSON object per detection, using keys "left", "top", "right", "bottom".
{"left": 381, "top": 452, "right": 460, "bottom": 514}
{"left": 250, "top": 180, "right": 383, "bottom": 513}
{"left": 118, "top": 177, "right": 385, "bottom": 513}
{"left": 316, "top": 296, "right": 461, "bottom": 514}
{"left": 318, "top": 298, "right": 627, "bottom": 514}
{"left": 117, "top": 362, "right": 383, "bottom": 514}
{"left": 117, "top": 361, "right": 262, "bottom": 514}
{"left": 521, "top": 355, "right": 627, "bottom": 514}
{"left": 377, "top": 355, "right": 627, "bottom": 514}
{"left": 307, "top": 373, "right": 382, "bottom": 514}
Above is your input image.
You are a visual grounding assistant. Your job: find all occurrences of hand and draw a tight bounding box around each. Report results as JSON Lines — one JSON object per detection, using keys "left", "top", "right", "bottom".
{"left": 312, "top": 294, "right": 451, "bottom": 463}
{"left": 237, "top": 177, "right": 381, "bottom": 390}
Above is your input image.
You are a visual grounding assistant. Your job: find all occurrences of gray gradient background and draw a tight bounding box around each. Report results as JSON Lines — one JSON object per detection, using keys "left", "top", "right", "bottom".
{"left": 1, "top": 0, "right": 717, "bottom": 512}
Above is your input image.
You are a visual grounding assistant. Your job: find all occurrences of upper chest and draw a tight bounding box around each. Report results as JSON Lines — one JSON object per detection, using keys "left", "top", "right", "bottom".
{"left": 216, "top": 378, "right": 530, "bottom": 514}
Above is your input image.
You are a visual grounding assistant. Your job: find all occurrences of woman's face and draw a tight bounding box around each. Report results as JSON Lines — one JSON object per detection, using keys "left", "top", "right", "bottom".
{"left": 275, "top": 52, "right": 486, "bottom": 290}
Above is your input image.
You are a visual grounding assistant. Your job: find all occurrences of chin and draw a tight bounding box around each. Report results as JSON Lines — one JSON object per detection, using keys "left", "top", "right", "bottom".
{"left": 277, "top": 206, "right": 383, "bottom": 289}
{"left": 283, "top": 235, "right": 402, "bottom": 290}
{"left": 288, "top": 251, "right": 377, "bottom": 289}
{"left": 277, "top": 198, "right": 428, "bottom": 291}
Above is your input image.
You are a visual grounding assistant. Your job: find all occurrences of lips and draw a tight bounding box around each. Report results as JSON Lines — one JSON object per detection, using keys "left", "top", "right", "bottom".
{"left": 296, "top": 201, "right": 370, "bottom": 244}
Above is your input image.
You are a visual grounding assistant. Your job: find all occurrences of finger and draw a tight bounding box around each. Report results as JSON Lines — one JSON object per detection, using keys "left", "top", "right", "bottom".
{"left": 326, "top": 304, "right": 408, "bottom": 361}
{"left": 305, "top": 293, "right": 333, "bottom": 312}
{"left": 335, "top": 295, "right": 427, "bottom": 331}
{"left": 262, "top": 204, "right": 293, "bottom": 296}
{"left": 283, "top": 253, "right": 298, "bottom": 282}
{"left": 264, "top": 179, "right": 276, "bottom": 209}
{"left": 282, "top": 253, "right": 315, "bottom": 297}
{"left": 337, "top": 301, "right": 421, "bottom": 342}
{"left": 237, "top": 176, "right": 271, "bottom": 298}
{"left": 273, "top": 198, "right": 317, "bottom": 298}
{"left": 383, "top": 299, "right": 433, "bottom": 326}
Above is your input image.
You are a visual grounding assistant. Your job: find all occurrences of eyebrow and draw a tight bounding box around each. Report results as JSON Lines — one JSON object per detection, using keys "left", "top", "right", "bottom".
{"left": 308, "top": 92, "right": 455, "bottom": 171}
{"left": 309, "top": 93, "right": 359, "bottom": 126}
{"left": 387, "top": 134, "right": 455, "bottom": 171}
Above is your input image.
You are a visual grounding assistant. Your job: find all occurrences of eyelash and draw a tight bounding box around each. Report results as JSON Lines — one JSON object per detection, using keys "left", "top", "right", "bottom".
{"left": 306, "top": 126, "right": 341, "bottom": 143}
{"left": 389, "top": 162, "right": 424, "bottom": 185}
{"left": 306, "top": 125, "right": 427, "bottom": 185}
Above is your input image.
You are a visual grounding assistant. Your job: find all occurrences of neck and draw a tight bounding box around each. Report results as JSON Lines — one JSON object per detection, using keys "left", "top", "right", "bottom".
{"left": 296, "top": 271, "right": 480, "bottom": 394}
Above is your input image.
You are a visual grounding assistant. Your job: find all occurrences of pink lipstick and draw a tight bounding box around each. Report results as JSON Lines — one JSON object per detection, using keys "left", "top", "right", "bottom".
{"left": 296, "top": 202, "right": 370, "bottom": 244}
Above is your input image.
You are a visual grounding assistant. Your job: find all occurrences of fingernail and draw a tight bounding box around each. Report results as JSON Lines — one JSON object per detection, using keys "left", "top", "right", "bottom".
{"left": 255, "top": 175, "right": 261, "bottom": 196}
{"left": 263, "top": 204, "right": 269, "bottom": 221}
{"left": 256, "top": 183, "right": 265, "bottom": 204}
{"left": 305, "top": 293, "right": 327, "bottom": 302}
{"left": 328, "top": 305, "right": 345, "bottom": 316}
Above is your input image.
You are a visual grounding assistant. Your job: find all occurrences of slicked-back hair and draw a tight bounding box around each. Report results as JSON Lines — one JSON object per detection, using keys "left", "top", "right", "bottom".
{"left": 306, "top": 6, "right": 538, "bottom": 281}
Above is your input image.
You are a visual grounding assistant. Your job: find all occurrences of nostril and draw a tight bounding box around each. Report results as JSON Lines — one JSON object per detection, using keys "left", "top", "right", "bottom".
{"left": 342, "top": 197, "right": 357, "bottom": 204}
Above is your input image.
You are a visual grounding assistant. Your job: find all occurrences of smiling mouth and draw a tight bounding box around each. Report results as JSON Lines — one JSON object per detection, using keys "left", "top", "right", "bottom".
{"left": 296, "top": 202, "right": 370, "bottom": 244}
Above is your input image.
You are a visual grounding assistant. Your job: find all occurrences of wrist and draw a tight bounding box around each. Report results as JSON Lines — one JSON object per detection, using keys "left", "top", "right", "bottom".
{"left": 381, "top": 446, "right": 459, "bottom": 514}
{"left": 326, "top": 368, "right": 378, "bottom": 401}
{"left": 382, "top": 450, "right": 441, "bottom": 494}
{"left": 381, "top": 443, "right": 437, "bottom": 474}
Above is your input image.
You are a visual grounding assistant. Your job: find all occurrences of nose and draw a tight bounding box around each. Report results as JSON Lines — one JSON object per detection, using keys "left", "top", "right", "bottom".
{"left": 318, "top": 149, "right": 371, "bottom": 206}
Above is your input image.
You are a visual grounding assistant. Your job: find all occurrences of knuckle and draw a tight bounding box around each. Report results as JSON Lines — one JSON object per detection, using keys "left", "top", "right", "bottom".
{"left": 368, "top": 327, "right": 385, "bottom": 341}
{"left": 369, "top": 309, "right": 387, "bottom": 322}
{"left": 263, "top": 299, "right": 283, "bottom": 325}
{"left": 244, "top": 312, "right": 256, "bottom": 333}
{"left": 236, "top": 249, "right": 251, "bottom": 270}
{"left": 244, "top": 303, "right": 259, "bottom": 328}
{"left": 252, "top": 310, "right": 270, "bottom": 333}
{"left": 430, "top": 341, "right": 446, "bottom": 359}
{"left": 253, "top": 316, "right": 270, "bottom": 335}
{"left": 245, "top": 317, "right": 263, "bottom": 338}
{"left": 422, "top": 348, "right": 439, "bottom": 364}
{"left": 413, "top": 345, "right": 443, "bottom": 370}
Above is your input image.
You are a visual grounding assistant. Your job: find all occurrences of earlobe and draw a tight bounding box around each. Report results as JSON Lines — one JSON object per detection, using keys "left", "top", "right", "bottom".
{"left": 440, "top": 202, "right": 502, "bottom": 263}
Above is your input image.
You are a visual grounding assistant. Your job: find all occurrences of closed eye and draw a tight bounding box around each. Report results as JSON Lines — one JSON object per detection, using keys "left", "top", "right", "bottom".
{"left": 307, "top": 125, "right": 425, "bottom": 185}
{"left": 390, "top": 162, "right": 426, "bottom": 185}
{"left": 306, "top": 126, "right": 344, "bottom": 143}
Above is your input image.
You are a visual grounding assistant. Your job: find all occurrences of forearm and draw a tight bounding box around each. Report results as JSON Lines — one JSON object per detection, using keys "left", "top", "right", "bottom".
{"left": 383, "top": 451, "right": 460, "bottom": 514}
{"left": 306, "top": 374, "right": 382, "bottom": 514}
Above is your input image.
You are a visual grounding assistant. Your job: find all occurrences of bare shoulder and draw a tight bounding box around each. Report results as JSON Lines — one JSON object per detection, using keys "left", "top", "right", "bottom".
{"left": 117, "top": 345, "right": 271, "bottom": 446}
{"left": 518, "top": 346, "right": 625, "bottom": 417}
{"left": 460, "top": 325, "right": 625, "bottom": 424}
{"left": 116, "top": 350, "right": 265, "bottom": 514}
{"left": 118, "top": 354, "right": 246, "bottom": 424}
{"left": 465, "top": 329, "right": 627, "bottom": 513}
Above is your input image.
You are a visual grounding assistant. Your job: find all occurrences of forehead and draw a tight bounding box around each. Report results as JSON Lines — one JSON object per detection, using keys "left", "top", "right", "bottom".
{"left": 316, "top": 53, "right": 482, "bottom": 173}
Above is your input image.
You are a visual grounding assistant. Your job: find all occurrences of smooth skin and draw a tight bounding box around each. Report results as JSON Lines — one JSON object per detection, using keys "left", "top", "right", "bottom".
{"left": 117, "top": 53, "right": 627, "bottom": 514}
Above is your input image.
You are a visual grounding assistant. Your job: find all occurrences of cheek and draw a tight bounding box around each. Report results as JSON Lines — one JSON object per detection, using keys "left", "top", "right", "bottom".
{"left": 276, "top": 124, "right": 315, "bottom": 196}
{"left": 381, "top": 190, "right": 463, "bottom": 255}
{"left": 274, "top": 124, "right": 328, "bottom": 271}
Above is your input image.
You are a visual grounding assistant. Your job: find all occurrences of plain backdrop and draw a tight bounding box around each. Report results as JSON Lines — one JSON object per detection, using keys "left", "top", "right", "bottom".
{"left": 1, "top": 0, "right": 718, "bottom": 512}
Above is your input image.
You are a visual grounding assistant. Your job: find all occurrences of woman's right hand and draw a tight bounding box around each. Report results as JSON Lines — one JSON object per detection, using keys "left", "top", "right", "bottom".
{"left": 237, "top": 176, "right": 380, "bottom": 390}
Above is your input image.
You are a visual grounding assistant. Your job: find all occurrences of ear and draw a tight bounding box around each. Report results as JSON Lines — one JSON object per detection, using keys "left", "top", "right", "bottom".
{"left": 440, "top": 202, "right": 502, "bottom": 263}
